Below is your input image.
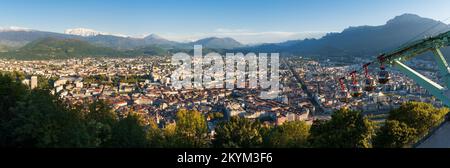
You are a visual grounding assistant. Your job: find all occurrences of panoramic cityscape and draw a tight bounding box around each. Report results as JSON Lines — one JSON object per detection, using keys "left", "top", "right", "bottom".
{"left": 1, "top": 1, "right": 450, "bottom": 159}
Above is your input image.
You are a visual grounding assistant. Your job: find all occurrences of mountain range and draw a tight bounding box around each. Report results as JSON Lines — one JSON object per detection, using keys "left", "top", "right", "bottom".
{"left": 3, "top": 37, "right": 124, "bottom": 60}
{"left": 241, "top": 14, "right": 450, "bottom": 60}
{"left": 0, "top": 13, "right": 449, "bottom": 60}
{"left": 0, "top": 27, "right": 245, "bottom": 50}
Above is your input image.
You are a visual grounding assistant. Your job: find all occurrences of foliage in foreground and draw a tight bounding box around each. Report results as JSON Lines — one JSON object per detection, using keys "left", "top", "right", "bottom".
{"left": 308, "top": 109, "right": 375, "bottom": 148}
{"left": 0, "top": 73, "right": 448, "bottom": 148}
{"left": 373, "top": 102, "right": 448, "bottom": 148}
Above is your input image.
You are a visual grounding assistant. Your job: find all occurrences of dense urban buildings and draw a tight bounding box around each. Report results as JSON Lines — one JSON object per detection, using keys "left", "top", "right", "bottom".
{"left": 1, "top": 55, "right": 444, "bottom": 135}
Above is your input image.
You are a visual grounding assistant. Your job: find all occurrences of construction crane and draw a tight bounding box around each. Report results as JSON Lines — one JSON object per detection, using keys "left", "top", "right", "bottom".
{"left": 337, "top": 30, "right": 450, "bottom": 106}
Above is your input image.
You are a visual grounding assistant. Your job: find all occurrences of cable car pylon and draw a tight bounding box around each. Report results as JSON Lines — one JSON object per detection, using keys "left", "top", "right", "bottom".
{"left": 338, "top": 30, "right": 450, "bottom": 107}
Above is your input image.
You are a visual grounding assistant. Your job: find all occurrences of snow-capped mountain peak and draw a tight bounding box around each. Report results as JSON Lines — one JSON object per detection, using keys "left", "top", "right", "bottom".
{"left": 64, "top": 28, "right": 132, "bottom": 38}
{"left": 64, "top": 28, "right": 104, "bottom": 37}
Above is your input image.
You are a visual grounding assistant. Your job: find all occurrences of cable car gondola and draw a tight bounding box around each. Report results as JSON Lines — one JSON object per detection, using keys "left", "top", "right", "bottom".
{"left": 378, "top": 65, "right": 391, "bottom": 84}
{"left": 350, "top": 71, "right": 363, "bottom": 97}
{"left": 337, "top": 77, "right": 351, "bottom": 103}
{"left": 377, "top": 55, "right": 391, "bottom": 84}
{"left": 363, "top": 63, "right": 377, "bottom": 92}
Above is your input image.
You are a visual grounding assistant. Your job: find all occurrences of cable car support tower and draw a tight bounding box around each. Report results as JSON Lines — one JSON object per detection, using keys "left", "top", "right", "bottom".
{"left": 377, "top": 30, "right": 450, "bottom": 106}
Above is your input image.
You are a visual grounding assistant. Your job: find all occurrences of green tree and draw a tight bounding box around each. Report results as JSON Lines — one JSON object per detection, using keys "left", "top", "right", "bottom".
{"left": 266, "top": 121, "right": 310, "bottom": 148}
{"left": 309, "top": 109, "right": 375, "bottom": 148}
{"left": 388, "top": 102, "right": 448, "bottom": 136}
{"left": 146, "top": 120, "right": 165, "bottom": 148}
{"left": 8, "top": 89, "right": 91, "bottom": 147}
{"left": 0, "top": 73, "right": 27, "bottom": 118}
{"left": 0, "top": 73, "right": 155, "bottom": 148}
{"left": 373, "top": 102, "right": 448, "bottom": 148}
{"left": 213, "top": 117, "right": 263, "bottom": 148}
{"left": 207, "top": 112, "right": 224, "bottom": 120}
{"left": 85, "top": 100, "right": 118, "bottom": 147}
{"left": 172, "top": 109, "right": 209, "bottom": 148}
{"left": 0, "top": 73, "right": 28, "bottom": 147}
{"left": 373, "top": 120, "right": 418, "bottom": 148}
{"left": 107, "top": 114, "right": 148, "bottom": 148}
{"left": 160, "top": 123, "right": 179, "bottom": 148}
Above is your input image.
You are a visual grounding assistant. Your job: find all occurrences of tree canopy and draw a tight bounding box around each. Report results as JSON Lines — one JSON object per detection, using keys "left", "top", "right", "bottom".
{"left": 266, "top": 121, "right": 310, "bottom": 148}
{"left": 172, "top": 109, "right": 209, "bottom": 148}
{"left": 308, "top": 109, "right": 375, "bottom": 148}
{"left": 373, "top": 120, "right": 418, "bottom": 148}
{"left": 388, "top": 102, "right": 448, "bottom": 136}
{"left": 374, "top": 102, "right": 449, "bottom": 148}
{"left": 213, "top": 117, "right": 264, "bottom": 148}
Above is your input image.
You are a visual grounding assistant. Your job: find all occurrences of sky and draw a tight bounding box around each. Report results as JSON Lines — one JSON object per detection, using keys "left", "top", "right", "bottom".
{"left": 1, "top": 0, "right": 450, "bottom": 44}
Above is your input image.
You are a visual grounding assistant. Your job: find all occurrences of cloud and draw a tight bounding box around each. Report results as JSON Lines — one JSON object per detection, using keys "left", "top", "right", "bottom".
{"left": 215, "top": 28, "right": 250, "bottom": 33}
{"left": 160, "top": 28, "right": 329, "bottom": 44}
{"left": 0, "top": 26, "right": 33, "bottom": 32}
